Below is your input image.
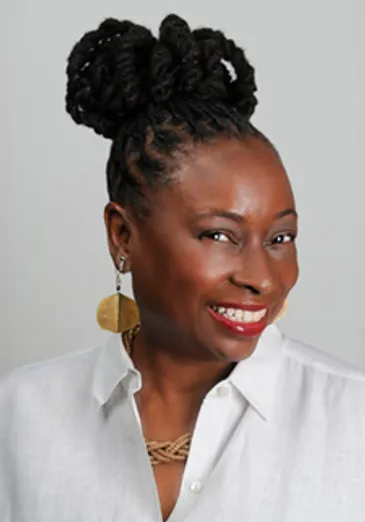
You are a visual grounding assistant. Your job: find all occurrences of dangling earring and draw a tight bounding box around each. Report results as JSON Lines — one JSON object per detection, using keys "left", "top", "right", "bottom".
{"left": 274, "top": 299, "right": 288, "bottom": 322}
{"left": 96, "top": 256, "right": 140, "bottom": 333}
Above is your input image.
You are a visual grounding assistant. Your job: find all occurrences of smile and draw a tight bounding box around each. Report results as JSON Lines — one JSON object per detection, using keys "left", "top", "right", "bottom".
{"left": 208, "top": 303, "right": 269, "bottom": 338}
{"left": 210, "top": 305, "right": 267, "bottom": 324}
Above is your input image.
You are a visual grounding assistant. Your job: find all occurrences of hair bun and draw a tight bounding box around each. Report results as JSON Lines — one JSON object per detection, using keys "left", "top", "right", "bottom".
{"left": 66, "top": 15, "right": 257, "bottom": 140}
{"left": 66, "top": 18, "right": 156, "bottom": 139}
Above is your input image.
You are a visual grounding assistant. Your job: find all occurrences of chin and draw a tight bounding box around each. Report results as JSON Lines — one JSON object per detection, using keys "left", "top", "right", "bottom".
{"left": 209, "top": 334, "right": 262, "bottom": 362}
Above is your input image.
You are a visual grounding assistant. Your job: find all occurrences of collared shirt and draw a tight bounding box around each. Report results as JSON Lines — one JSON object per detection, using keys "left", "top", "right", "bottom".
{"left": 1, "top": 325, "right": 365, "bottom": 522}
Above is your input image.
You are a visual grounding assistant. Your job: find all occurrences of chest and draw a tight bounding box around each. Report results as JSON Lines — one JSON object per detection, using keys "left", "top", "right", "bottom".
{"left": 7, "top": 391, "right": 365, "bottom": 522}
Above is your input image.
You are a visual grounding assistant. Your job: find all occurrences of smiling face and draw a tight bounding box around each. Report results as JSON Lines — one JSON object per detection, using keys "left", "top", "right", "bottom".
{"left": 108, "top": 136, "right": 299, "bottom": 362}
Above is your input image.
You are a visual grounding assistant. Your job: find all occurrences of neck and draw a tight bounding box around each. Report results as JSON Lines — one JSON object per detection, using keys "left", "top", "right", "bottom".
{"left": 131, "top": 325, "right": 234, "bottom": 403}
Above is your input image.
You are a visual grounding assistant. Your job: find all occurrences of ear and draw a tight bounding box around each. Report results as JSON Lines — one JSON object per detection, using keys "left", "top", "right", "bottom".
{"left": 104, "top": 202, "right": 133, "bottom": 272}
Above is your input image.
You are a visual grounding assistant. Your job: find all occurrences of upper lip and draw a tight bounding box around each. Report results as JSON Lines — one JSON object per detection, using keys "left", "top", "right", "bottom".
{"left": 211, "top": 302, "right": 268, "bottom": 312}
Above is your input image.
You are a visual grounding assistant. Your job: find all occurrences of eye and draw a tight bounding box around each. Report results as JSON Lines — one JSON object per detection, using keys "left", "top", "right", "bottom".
{"left": 200, "top": 230, "right": 231, "bottom": 243}
{"left": 271, "top": 233, "right": 297, "bottom": 245}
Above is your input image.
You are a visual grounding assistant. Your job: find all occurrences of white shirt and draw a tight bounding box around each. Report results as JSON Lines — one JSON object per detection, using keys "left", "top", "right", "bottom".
{"left": 1, "top": 325, "right": 365, "bottom": 522}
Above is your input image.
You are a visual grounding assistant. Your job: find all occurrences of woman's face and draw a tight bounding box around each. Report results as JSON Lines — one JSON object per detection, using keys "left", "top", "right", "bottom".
{"left": 112, "top": 136, "right": 298, "bottom": 361}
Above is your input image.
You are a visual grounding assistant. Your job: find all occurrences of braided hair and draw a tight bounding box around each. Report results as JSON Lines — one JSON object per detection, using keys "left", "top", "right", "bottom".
{"left": 66, "top": 14, "right": 263, "bottom": 215}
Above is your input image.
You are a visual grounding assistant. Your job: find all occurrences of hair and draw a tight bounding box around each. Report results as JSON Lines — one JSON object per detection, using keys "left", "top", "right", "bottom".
{"left": 66, "top": 14, "right": 265, "bottom": 216}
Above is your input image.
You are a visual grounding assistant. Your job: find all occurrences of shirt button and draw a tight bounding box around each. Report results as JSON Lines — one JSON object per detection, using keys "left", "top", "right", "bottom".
{"left": 216, "top": 384, "right": 230, "bottom": 397}
{"left": 190, "top": 481, "right": 203, "bottom": 494}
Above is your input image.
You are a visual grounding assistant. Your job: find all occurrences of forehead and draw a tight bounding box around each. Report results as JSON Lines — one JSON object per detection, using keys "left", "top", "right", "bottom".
{"left": 160, "top": 137, "right": 294, "bottom": 220}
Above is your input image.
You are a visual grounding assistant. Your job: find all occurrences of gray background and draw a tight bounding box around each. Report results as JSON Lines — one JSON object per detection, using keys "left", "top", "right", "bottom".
{"left": 0, "top": 0, "right": 364, "bottom": 376}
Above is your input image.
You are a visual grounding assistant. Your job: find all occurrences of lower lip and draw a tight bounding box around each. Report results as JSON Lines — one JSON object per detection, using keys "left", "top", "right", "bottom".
{"left": 208, "top": 307, "right": 268, "bottom": 338}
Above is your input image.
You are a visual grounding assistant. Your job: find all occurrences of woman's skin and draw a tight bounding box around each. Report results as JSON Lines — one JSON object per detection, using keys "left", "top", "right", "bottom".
{"left": 105, "top": 135, "right": 299, "bottom": 520}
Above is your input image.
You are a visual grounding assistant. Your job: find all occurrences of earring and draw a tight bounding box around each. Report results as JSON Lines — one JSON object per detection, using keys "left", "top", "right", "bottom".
{"left": 274, "top": 299, "right": 288, "bottom": 322}
{"left": 96, "top": 256, "right": 140, "bottom": 333}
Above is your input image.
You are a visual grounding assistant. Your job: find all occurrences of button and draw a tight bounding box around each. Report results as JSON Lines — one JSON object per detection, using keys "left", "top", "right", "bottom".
{"left": 216, "top": 384, "right": 230, "bottom": 397}
{"left": 190, "top": 481, "right": 203, "bottom": 494}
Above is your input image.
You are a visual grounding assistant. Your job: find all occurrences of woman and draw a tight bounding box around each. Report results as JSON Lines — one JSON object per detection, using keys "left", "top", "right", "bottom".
{"left": 1, "top": 13, "right": 364, "bottom": 522}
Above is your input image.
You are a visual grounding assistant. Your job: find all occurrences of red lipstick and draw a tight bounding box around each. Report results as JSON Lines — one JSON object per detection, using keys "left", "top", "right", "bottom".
{"left": 208, "top": 303, "right": 268, "bottom": 338}
{"left": 213, "top": 302, "right": 266, "bottom": 312}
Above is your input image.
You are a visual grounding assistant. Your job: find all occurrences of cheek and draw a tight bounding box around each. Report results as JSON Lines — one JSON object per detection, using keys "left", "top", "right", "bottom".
{"left": 163, "top": 241, "right": 231, "bottom": 297}
{"left": 134, "top": 235, "right": 231, "bottom": 311}
{"left": 277, "top": 247, "right": 299, "bottom": 292}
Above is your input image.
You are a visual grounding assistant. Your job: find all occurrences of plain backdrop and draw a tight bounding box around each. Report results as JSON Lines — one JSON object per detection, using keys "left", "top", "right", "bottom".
{"left": 0, "top": 0, "right": 364, "bottom": 376}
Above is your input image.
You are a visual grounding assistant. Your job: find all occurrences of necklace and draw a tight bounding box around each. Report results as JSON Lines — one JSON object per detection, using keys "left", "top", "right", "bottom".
{"left": 122, "top": 326, "right": 192, "bottom": 466}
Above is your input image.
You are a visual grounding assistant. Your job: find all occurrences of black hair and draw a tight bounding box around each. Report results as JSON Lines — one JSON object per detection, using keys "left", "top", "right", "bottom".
{"left": 66, "top": 14, "right": 264, "bottom": 215}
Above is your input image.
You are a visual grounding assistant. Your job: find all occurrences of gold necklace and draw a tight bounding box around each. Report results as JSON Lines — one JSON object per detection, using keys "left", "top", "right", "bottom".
{"left": 122, "top": 326, "right": 192, "bottom": 466}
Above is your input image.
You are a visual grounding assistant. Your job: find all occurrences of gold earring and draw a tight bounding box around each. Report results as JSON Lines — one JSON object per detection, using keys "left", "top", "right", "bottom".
{"left": 274, "top": 299, "right": 288, "bottom": 322}
{"left": 96, "top": 256, "right": 140, "bottom": 333}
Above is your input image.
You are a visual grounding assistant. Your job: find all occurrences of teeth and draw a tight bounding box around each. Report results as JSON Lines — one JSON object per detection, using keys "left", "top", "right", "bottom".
{"left": 245, "top": 311, "right": 254, "bottom": 322}
{"left": 211, "top": 306, "right": 267, "bottom": 324}
{"left": 235, "top": 309, "right": 244, "bottom": 322}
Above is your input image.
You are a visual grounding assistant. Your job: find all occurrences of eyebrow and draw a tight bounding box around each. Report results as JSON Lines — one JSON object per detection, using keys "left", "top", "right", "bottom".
{"left": 194, "top": 207, "right": 298, "bottom": 223}
{"left": 274, "top": 208, "right": 298, "bottom": 220}
{"left": 194, "top": 209, "right": 244, "bottom": 223}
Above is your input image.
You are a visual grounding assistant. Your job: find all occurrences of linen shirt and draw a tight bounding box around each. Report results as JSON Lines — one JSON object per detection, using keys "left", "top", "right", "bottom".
{"left": 1, "top": 325, "right": 365, "bottom": 522}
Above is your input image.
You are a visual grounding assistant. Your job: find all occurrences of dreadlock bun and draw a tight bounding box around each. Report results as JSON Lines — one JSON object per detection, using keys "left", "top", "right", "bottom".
{"left": 66, "top": 14, "right": 257, "bottom": 140}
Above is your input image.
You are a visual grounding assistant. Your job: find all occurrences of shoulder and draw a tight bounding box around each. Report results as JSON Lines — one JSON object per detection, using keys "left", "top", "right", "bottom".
{"left": 0, "top": 345, "right": 103, "bottom": 415}
{"left": 281, "top": 332, "right": 365, "bottom": 384}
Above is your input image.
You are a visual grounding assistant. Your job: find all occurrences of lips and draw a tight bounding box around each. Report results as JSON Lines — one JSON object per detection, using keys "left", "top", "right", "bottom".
{"left": 208, "top": 302, "right": 268, "bottom": 337}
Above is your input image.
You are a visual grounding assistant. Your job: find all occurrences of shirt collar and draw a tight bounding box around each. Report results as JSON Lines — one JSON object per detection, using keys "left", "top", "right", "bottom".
{"left": 92, "top": 333, "right": 140, "bottom": 406}
{"left": 229, "top": 324, "right": 285, "bottom": 421}
{"left": 92, "top": 324, "right": 285, "bottom": 417}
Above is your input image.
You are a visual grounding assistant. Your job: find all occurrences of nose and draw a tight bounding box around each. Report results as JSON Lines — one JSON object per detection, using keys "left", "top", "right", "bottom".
{"left": 229, "top": 244, "right": 278, "bottom": 296}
